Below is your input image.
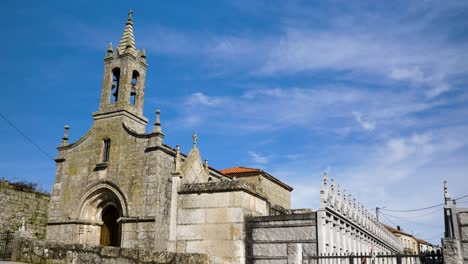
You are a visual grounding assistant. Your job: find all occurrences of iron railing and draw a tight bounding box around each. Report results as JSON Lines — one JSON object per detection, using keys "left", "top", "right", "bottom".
{"left": 0, "top": 232, "right": 14, "bottom": 260}
{"left": 304, "top": 251, "right": 443, "bottom": 264}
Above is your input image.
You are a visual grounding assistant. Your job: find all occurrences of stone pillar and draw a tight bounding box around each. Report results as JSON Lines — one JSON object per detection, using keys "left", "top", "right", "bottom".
{"left": 287, "top": 243, "right": 303, "bottom": 264}
{"left": 442, "top": 238, "right": 463, "bottom": 264}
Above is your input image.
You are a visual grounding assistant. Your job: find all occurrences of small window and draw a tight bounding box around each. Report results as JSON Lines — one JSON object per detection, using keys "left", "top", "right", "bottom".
{"left": 111, "top": 68, "right": 120, "bottom": 103}
{"left": 103, "top": 139, "right": 111, "bottom": 162}
{"left": 130, "top": 70, "right": 139, "bottom": 105}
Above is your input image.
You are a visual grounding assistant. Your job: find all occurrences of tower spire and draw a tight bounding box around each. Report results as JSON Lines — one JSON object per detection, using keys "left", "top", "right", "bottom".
{"left": 117, "top": 10, "right": 136, "bottom": 54}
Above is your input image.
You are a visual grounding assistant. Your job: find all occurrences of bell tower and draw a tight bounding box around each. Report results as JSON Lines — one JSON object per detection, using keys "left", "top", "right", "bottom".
{"left": 93, "top": 10, "right": 148, "bottom": 132}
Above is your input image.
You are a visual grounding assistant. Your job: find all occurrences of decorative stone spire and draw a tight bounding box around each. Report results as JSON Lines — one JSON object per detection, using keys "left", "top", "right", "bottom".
{"left": 61, "top": 125, "right": 69, "bottom": 146}
{"left": 117, "top": 10, "right": 136, "bottom": 54}
{"left": 204, "top": 159, "right": 210, "bottom": 174}
{"left": 174, "top": 144, "right": 182, "bottom": 174}
{"left": 153, "top": 110, "right": 162, "bottom": 133}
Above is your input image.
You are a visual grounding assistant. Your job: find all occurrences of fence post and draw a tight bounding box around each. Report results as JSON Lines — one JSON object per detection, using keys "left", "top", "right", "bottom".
{"left": 396, "top": 254, "right": 401, "bottom": 264}
{"left": 349, "top": 254, "right": 354, "bottom": 264}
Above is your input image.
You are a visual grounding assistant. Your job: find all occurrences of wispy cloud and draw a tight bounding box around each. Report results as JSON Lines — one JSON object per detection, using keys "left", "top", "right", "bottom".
{"left": 352, "top": 111, "right": 376, "bottom": 131}
{"left": 248, "top": 151, "right": 269, "bottom": 164}
{"left": 174, "top": 86, "right": 440, "bottom": 135}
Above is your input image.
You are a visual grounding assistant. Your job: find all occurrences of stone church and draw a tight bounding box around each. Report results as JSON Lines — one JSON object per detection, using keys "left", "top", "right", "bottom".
{"left": 45, "top": 11, "right": 296, "bottom": 263}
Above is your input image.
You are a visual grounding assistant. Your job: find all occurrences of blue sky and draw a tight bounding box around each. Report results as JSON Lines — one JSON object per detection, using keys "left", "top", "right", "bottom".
{"left": 2, "top": 0, "right": 468, "bottom": 244}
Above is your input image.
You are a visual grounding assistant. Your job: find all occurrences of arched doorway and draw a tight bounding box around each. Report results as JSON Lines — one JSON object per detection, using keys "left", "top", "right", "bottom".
{"left": 78, "top": 183, "right": 128, "bottom": 247}
{"left": 100, "top": 205, "right": 121, "bottom": 247}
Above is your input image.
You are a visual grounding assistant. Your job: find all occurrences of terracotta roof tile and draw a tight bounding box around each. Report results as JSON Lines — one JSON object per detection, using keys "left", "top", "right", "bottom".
{"left": 220, "top": 166, "right": 293, "bottom": 191}
{"left": 220, "top": 166, "right": 261, "bottom": 175}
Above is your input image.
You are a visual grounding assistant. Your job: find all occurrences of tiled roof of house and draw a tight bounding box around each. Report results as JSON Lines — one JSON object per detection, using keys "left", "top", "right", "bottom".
{"left": 384, "top": 224, "right": 414, "bottom": 238}
{"left": 220, "top": 167, "right": 261, "bottom": 175}
{"left": 417, "top": 239, "right": 433, "bottom": 246}
{"left": 220, "top": 166, "right": 293, "bottom": 191}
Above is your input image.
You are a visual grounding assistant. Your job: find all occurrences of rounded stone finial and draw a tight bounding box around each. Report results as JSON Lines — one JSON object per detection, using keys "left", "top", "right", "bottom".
{"left": 155, "top": 109, "right": 161, "bottom": 125}
{"left": 141, "top": 48, "right": 147, "bottom": 58}
{"left": 107, "top": 42, "right": 113, "bottom": 53}
{"left": 61, "top": 125, "right": 70, "bottom": 146}
{"left": 63, "top": 125, "right": 70, "bottom": 138}
{"left": 176, "top": 144, "right": 181, "bottom": 152}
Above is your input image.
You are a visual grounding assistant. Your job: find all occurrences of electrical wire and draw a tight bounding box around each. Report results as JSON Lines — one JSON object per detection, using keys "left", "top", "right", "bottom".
{"left": 380, "top": 211, "right": 398, "bottom": 227}
{"left": 455, "top": 194, "right": 468, "bottom": 201}
{"left": 383, "top": 207, "right": 441, "bottom": 219}
{"left": 381, "top": 211, "right": 442, "bottom": 228}
{"left": 380, "top": 193, "right": 468, "bottom": 213}
{"left": 0, "top": 112, "right": 54, "bottom": 160}
{"left": 380, "top": 203, "right": 444, "bottom": 213}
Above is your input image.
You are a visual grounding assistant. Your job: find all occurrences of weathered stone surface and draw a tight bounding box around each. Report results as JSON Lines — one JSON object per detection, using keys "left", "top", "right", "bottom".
{"left": 459, "top": 211, "right": 468, "bottom": 225}
{"left": 252, "top": 226, "right": 314, "bottom": 241}
{"left": 252, "top": 244, "right": 287, "bottom": 257}
{"left": 0, "top": 181, "right": 49, "bottom": 239}
{"left": 11, "top": 238, "right": 208, "bottom": 264}
{"left": 246, "top": 213, "right": 317, "bottom": 264}
{"left": 442, "top": 238, "right": 463, "bottom": 264}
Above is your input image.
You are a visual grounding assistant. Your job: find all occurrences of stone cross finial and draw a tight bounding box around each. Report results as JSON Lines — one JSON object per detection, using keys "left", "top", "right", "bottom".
{"left": 128, "top": 9, "right": 133, "bottom": 20}
{"left": 192, "top": 133, "right": 198, "bottom": 147}
{"left": 61, "top": 125, "right": 70, "bottom": 146}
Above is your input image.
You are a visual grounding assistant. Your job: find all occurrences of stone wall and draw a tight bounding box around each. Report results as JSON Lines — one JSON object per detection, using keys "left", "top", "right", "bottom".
{"left": 0, "top": 181, "right": 49, "bottom": 239}
{"left": 12, "top": 238, "right": 209, "bottom": 264}
{"left": 236, "top": 175, "right": 291, "bottom": 209}
{"left": 245, "top": 212, "right": 317, "bottom": 264}
{"left": 457, "top": 209, "right": 468, "bottom": 262}
{"left": 174, "top": 181, "right": 270, "bottom": 264}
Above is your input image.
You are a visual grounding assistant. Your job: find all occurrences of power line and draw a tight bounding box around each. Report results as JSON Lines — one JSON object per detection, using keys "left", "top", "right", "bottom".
{"left": 381, "top": 203, "right": 444, "bottom": 213}
{"left": 380, "top": 211, "right": 398, "bottom": 227}
{"left": 455, "top": 194, "right": 468, "bottom": 201}
{"left": 380, "top": 193, "right": 468, "bottom": 213}
{"left": 383, "top": 207, "right": 441, "bottom": 220}
{"left": 0, "top": 112, "right": 54, "bottom": 160}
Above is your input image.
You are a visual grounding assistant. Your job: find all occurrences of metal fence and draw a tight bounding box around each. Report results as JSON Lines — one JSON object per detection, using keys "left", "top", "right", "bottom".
{"left": 0, "top": 232, "right": 14, "bottom": 260}
{"left": 304, "top": 251, "right": 443, "bottom": 264}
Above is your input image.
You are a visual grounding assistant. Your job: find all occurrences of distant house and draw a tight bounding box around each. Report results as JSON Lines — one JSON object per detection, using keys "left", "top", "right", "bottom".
{"left": 384, "top": 225, "right": 419, "bottom": 254}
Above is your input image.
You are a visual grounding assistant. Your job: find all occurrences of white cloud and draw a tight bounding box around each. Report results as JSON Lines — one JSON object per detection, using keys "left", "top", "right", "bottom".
{"left": 248, "top": 151, "right": 269, "bottom": 164}
{"left": 175, "top": 86, "right": 438, "bottom": 135}
{"left": 390, "top": 67, "right": 425, "bottom": 84}
{"left": 186, "top": 92, "right": 227, "bottom": 107}
{"left": 352, "top": 111, "right": 376, "bottom": 131}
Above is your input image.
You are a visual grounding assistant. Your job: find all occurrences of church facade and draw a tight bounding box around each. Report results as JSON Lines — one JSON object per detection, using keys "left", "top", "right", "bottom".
{"left": 44, "top": 11, "right": 406, "bottom": 264}
{"left": 46, "top": 11, "right": 294, "bottom": 263}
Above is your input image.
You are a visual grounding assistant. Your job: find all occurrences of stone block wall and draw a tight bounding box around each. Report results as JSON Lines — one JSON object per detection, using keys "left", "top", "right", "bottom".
{"left": 246, "top": 213, "right": 317, "bottom": 264}
{"left": 0, "top": 181, "right": 49, "bottom": 239}
{"left": 175, "top": 181, "right": 270, "bottom": 264}
{"left": 12, "top": 237, "right": 208, "bottom": 264}
{"left": 457, "top": 209, "right": 468, "bottom": 262}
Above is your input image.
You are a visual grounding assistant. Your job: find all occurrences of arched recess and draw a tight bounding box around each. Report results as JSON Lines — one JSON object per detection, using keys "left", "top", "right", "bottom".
{"left": 78, "top": 181, "right": 128, "bottom": 247}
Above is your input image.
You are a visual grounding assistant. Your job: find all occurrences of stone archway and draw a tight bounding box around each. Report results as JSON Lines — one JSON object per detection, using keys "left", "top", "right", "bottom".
{"left": 78, "top": 182, "right": 128, "bottom": 246}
